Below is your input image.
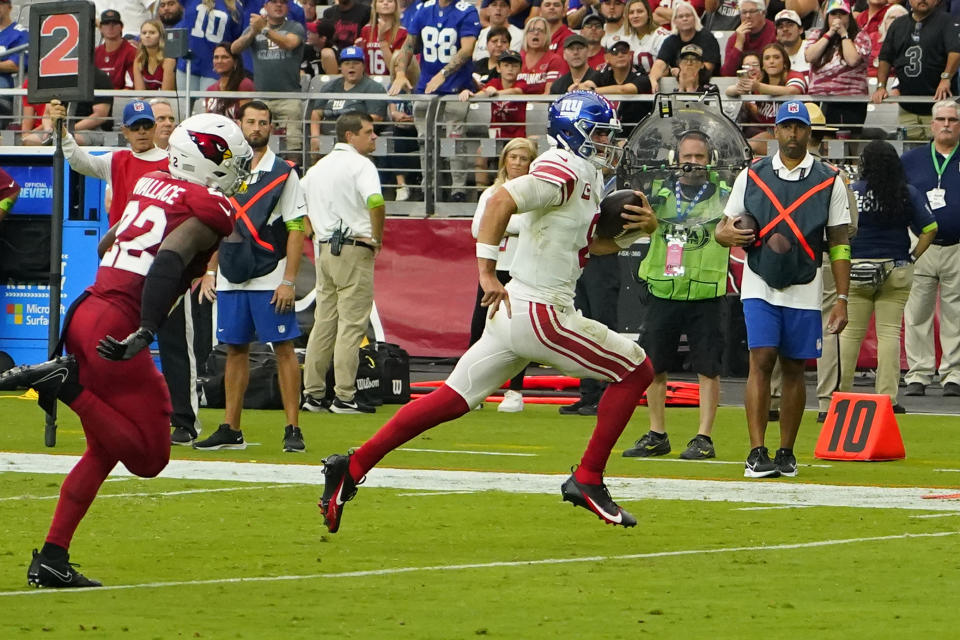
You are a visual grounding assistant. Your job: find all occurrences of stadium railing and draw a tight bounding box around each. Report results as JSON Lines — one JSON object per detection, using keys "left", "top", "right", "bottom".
{"left": 0, "top": 85, "right": 938, "bottom": 217}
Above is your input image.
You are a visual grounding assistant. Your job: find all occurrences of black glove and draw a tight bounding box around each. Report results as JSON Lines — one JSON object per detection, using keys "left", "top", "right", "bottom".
{"left": 96, "top": 328, "right": 155, "bottom": 361}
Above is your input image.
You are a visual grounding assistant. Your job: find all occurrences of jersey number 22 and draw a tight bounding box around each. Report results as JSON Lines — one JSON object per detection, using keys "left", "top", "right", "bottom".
{"left": 102, "top": 200, "right": 168, "bottom": 276}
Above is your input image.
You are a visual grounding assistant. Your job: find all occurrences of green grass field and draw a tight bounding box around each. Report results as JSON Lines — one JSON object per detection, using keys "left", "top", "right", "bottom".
{"left": 1, "top": 392, "right": 958, "bottom": 639}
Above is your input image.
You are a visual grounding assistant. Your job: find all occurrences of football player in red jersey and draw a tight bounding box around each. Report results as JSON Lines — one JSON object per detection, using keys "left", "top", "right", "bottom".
{"left": 0, "top": 113, "right": 252, "bottom": 589}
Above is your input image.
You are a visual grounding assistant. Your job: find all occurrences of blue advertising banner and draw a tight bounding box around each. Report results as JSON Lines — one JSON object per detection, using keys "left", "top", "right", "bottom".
{"left": 2, "top": 165, "right": 55, "bottom": 216}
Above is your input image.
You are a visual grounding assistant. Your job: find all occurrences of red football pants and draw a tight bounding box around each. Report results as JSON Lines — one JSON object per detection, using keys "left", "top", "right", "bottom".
{"left": 45, "top": 295, "right": 172, "bottom": 549}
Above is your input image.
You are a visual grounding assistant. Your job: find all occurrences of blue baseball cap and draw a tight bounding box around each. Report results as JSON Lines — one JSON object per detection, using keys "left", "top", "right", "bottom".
{"left": 339, "top": 46, "right": 364, "bottom": 62}
{"left": 775, "top": 100, "right": 811, "bottom": 126}
{"left": 122, "top": 100, "right": 155, "bottom": 127}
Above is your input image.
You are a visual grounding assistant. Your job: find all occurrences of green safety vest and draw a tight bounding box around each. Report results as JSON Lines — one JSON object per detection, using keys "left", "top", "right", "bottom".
{"left": 637, "top": 178, "right": 731, "bottom": 301}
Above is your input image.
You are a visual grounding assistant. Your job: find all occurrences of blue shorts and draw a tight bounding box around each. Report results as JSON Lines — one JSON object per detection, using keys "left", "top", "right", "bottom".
{"left": 216, "top": 290, "right": 301, "bottom": 345}
{"left": 742, "top": 298, "right": 822, "bottom": 360}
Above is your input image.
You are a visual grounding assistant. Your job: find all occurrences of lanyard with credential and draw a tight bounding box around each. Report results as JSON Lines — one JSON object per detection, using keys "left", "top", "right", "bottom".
{"left": 675, "top": 180, "right": 709, "bottom": 222}
{"left": 931, "top": 143, "right": 958, "bottom": 190}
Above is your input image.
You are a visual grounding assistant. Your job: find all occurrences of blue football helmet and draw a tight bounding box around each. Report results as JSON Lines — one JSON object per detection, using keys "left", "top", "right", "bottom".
{"left": 547, "top": 91, "right": 623, "bottom": 170}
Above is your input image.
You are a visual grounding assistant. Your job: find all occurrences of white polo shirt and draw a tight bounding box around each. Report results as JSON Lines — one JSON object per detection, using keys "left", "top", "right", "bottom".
{"left": 302, "top": 142, "right": 382, "bottom": 242}
{"left": 724, "top": 151, "right": 850, "bottom": 310}
{"left": 217, "top": 148, "right": 307, "bottom": 292}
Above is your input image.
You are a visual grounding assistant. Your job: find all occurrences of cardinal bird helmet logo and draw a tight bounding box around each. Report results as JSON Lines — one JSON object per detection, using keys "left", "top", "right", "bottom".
{"left": 187, "top": 130, "right": 233, "bottom": 165}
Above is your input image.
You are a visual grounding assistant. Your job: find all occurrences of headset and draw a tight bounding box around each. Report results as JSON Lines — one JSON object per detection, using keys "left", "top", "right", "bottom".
{"left": 668, "top": 129, "right": 719, "bottom": 167}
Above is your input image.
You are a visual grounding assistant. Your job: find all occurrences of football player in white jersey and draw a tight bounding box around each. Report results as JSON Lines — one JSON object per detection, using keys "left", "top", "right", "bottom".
{"left": 319, "top": 91, "right": 657, "bottom": 532}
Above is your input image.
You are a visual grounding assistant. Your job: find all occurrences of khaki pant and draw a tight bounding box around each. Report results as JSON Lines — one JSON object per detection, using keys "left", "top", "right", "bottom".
{"left": 839, "top": 262, "right": 912, "bottom": 404}
{"left": 303, "top": 243, "right": 375, "bottom": 401}
{"left": 265, "top": 98, "right": 304, "bottom": 153}
{"left": 898, "top": 108, "right": 933, "bottom": 142}
{"left": 770, "top": 263, "right": 841, "bottom": 412}
{"left": 904, "top": 244, "right": 960, "bottom": 386}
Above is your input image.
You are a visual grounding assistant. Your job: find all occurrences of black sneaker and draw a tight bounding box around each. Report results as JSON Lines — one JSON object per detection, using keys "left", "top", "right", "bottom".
{"left": 283, "top": 425, "right": 306, "bottom": 453}
{"left": 944, "top": 382, "right": 960, "bottom": 397}
{"left": 904, "top": 382, "right": 925, "bottom": 396}
{"left": 679, "top": 434, "right": 715, "bottom": 460}
{"left": 744, "top": 446, "right": 781, "bottom": 478}
{"left": 330, "top": 397, "right": 376, "bottom": 414}
{"left": 768, "top": 409, "right": 780, "bottom": 422}
{"left": 27, "top": 549, "right": 101, "bottom": 588}
{"left": 817, "top": 411, "right": 828, "bottom": 423}
{"left": 892, "top": 404, "right": 907, "bottom": 414}
{"left": 622, "top": 431, "right": 671, "bottom": 457}
{"left": 193, "top": 424, "right": 246, "bottom": 450}
{"left": 302, "top": 394, "right": 331, "bottom": 413}
{"left": 319, "top": 453, "right": 362, "bottom": 533}
{"left": 774, "top": 448, "right": 798, "bottom": 477}
{"left": 558, "top": 400, "right": 588, "bottom": 415}
{"left": 0, "top": 355, "right": 78, "bottom": 414}
{"left": 577, "top": 403, "right": 599, "bottom": 416}
{"left": 171, "top": 425, "right": 200, "bottom": 446}
{"left": 560, "top": 474, "right": 636, "bottom": 527}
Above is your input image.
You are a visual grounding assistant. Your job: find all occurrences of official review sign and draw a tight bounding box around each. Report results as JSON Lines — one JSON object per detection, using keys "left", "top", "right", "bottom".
{"left": 27, "top": 1, "right": 95, "bottom": 105}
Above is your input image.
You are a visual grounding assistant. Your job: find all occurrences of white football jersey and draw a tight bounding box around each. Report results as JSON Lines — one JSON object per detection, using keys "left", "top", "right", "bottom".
{"left": 506, "top": 148, "right": 604, "bottom": 308}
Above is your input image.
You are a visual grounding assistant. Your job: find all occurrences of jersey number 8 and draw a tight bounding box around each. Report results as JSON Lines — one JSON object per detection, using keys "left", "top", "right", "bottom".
{"left": 421, "top": 26, "right": 458, "bottom": 64}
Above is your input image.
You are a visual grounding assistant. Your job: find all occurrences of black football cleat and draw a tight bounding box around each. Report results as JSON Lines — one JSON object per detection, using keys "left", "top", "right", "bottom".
{"left": 561, "top": 474, "right": 637, "bottom": 527}
{"left": 0, "top": 355, "right": 77, "bottom": 414}
{"left": 319, "top": 453, "right": 362, "bottom": 533}
{"left": 27, "top": 549, "right": 101, "bottom": 588}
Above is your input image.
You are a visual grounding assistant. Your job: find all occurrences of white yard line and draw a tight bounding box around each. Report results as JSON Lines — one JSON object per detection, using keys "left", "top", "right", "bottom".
{"left": 0, "top": 530, "right": 955, "bottom": 598}
{"left": 397, "top": 490, "right": 477, "bottom": 497}
{"left": 1, "top": 452, "right": 959, "bottom": 512}
{"left": 733, "top": 505, "right": 815, "bottom": 511}
{"left": 399, "top": 447, "right": 537, "bottom": 457}
{"left": 624, "top": 458, "right": 832, "bottom": 468}
{"left": 0, "top": 484, "right": 299, "bottom": 502}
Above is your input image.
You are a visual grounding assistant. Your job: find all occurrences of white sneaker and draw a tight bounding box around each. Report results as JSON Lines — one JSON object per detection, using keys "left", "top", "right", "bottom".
{"left": 395, "top": 186, "right": 410, "bottom": 202}
{"left": 497, "top": 390, "right": 524, "bottom": 413}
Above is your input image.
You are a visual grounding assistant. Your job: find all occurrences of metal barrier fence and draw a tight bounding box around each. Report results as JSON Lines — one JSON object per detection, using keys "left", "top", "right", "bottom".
{"left": 0, "top": 87, "right": 939, "bottom": 216}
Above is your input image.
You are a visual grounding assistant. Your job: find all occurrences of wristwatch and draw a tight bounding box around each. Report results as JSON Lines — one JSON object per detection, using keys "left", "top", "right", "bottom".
{"left": 941, "top": 72, "right": 952, "bottom": 80}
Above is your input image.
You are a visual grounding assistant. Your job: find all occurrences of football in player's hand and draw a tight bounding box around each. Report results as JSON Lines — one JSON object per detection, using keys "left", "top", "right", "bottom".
{"left": 597, "top": 189, "right": 646, "bottom": 239}
{"left": 734, "top": 214, "right": 760, "bottom": 236}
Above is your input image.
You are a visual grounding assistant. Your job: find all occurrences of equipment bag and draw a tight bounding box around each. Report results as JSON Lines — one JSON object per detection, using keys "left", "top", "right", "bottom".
{"left": 321, "top": 341, "right": 411, "bottom": 405}
{"left": 199, "top": 343, "right": 283, "bottom": 409}
{"left": 372, "top": 342, "right": 411, "bottom": 404}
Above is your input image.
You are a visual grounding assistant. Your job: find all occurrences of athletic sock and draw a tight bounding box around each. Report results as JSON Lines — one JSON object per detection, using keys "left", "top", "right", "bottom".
{"left": 349, "top": 384, "right": 470, "bottom": 481}
{"left": 58, "top": 378, "right": 83, "bottom": 406}
{"left": 40, "top": 542, "right": 68, "bottom": 562}
{"left": 648, "top": 430, "right": 667, "bottom": 440}
{"left": 45, "top": 449, "right": 116, "bottom": 549}
{"left": 576, "top": 358, "right": 655, "bottom": 485}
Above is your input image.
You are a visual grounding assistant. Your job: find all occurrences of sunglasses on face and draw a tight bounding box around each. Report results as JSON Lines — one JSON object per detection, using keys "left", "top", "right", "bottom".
{"left": 128, "top": 120, "right": 155, "bottom": 132}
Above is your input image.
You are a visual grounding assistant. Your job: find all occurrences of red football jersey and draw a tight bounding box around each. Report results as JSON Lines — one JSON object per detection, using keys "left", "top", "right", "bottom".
{"left": 92, "top": 171, "right": 235, "bottom": 314}
{"left": 519, "top": 50, "right": 568, "bottom": 94}
{"left": 358, "top": 24, "right": 408, "bottom": 76}
{"left": 94, "top": 40, "right": 137, "bottom": 90}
